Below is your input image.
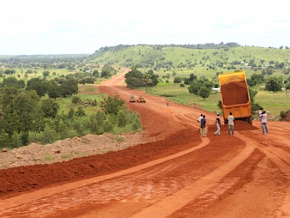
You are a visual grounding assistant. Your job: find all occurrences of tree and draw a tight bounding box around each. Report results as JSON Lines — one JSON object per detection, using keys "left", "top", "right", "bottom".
{"left": 13, "top": 90, "right": 41, "bottom": 132}
{"left": 43, "top": 71, "right": 50, "bottom": 77}
{"left": 0, "top": 110, "right": 22, "bottom": 138}
{"left": 93, "top": 70, "right": 99, "bottom": 77}
{"left": 188, "top": 81, "right": 201, "bottom": 95}
{"left": 1, "top": 77, "right": 25, "bottom": 89}
{"left": 0, "top": 86, "right": 19, "bottom": 110}
{"left": 25, "top": 69, "right": 33, "bottom": 74}
{"left": 265, "top": 77, "right": 283, "bottom": 92}
{"left": 125, "top": 66, "right": 143, "bottom": 87}
{"left": 4, "top": 69, "right": 16, "bottom": 75}
{"left": 249, "top": 73, "right": 265, "bottom": 86}
{"left": 47, "top": 80, "right": 60, "bottom": 99}
{"left": 189, "top": 73, "right": 197, "bottom": 82}
{"left": 101, "top": 64, "right": 114, "bottom": 78}
{"left": 100, "top": 69, "right": 111, "bottom": 78}
{"left": 59, "top": 78, "right": 78, "bottom": 97}
{"left": 26, "top": 78, "right": 47, "bottom": 97}
{"left": 198, "top": 86, "right": 210, "bottom": 100}
{"left": 41, "top": 98, "right": 59, "bottom": 118}
{"left": 143, "top": 72, "right": 152, "bottom": 93}
{"left": 262, "top": 68, "right": 273, "bottom": 75}
{"left": 248, "top": 88, "right": 262, "bottom": 112}
{"left": 248, "top": 59, "right": 255, "bottom": 66}
{"left": 174, "top": 77, "right": 182, "bottom": 83}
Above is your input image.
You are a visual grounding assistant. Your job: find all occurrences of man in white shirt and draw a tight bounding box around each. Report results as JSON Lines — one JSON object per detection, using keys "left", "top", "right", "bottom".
{"left": 197, "top": 114, "right": 203, "bottom": 135}
{"left": 228, "top": 112, "right": 234, "bottom": 135}
{"left": 260, "top": 111, "right": 269, "bottom": 134}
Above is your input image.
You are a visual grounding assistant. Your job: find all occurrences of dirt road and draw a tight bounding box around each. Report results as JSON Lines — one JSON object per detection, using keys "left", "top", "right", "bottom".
{"left": 1, "top": 69, "right": 290, "bottom": 218}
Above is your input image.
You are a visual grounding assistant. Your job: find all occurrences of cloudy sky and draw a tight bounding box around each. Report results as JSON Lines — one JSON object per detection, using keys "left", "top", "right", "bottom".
{"left": 1, "top": 0, "right": 289, "bottom": 55}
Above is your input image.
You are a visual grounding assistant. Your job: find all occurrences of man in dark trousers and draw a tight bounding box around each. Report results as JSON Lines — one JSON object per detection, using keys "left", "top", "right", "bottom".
{"left": 201, "top": 115, "right": 207, "bottom": 137}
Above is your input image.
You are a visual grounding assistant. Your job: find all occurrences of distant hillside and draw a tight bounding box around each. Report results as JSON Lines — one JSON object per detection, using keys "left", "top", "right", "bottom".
{"left": 0, "top": 54, "right": 89, "bottom": 63}
{"left": 87, "top": 44, "right": 290, "bottom": 74}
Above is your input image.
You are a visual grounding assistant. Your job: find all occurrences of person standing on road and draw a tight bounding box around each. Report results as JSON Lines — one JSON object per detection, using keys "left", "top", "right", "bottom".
{"left": 228, "top": 112, "right": 234, "bottom": 135}
{"left": 214, "top": 113, "right": 221, "bottom": 135}
{"left": 197, "top": 114, "right": 203, "bottom": 135}
{"left": 201, "top": 115, "right": 207, "bottom": 137}
{"left": 260, "top": 110, "right": 269, "bottom": 134}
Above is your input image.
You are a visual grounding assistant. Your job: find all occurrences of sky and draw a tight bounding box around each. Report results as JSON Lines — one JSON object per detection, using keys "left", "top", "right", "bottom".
{"left": 1, "top": 0, "right": 290, "bottom": 55}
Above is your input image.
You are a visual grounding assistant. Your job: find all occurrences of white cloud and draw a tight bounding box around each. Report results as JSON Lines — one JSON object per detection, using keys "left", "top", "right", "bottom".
{"left": 0, "top": 0, "right": 289, "bottom": 54}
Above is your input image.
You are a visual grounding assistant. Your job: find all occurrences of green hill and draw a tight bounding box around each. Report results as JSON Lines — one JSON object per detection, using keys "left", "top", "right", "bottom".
{"left": 87, "top": 44, "right": 290, "bottom": 78}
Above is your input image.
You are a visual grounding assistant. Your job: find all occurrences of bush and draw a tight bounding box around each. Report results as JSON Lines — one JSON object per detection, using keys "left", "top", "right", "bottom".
{"left": 59, "top": 121, "right": 70, "bottom": 139}
{"left": 101, "top": 95, "right": 125, "bottom": 115}
{"left": 180, "top": 83, "right": 185, "bottom": 87}
{"left": 118, "top": 111, "right": 127, "bottom": 127}
{"left": 10, "top": 133, "right": 22, "bottom": 148}
{"left": 103, "top": 120, "right": 114, "bottom": 132}
{"left": 217, "top": 100, "right": 222, "bottom": 109}
{"left": 73, "top": 121, "right": 85, "bottom": 135}
{"left": 132, "top": 118, "right": 141, "bottom": 131}
{"left": 21, "top": 132, "right": 29, "bottom": 146}
{"left": 174, "top": 77, "right": 182, "bottom": 83}
{"left": 76, "top": 107, "right": 86, "bottom": 117}
{"left": 42, "top": 125, "right": 58, "bottom": 144}
{"left": 0, "top": 132, "right": 10, "bottom": 148}
{"left": 72, "top": 96, "right": 81, "bottom": 104}
{"left": 280, "top": 110, "right": 287, "bottom": 119}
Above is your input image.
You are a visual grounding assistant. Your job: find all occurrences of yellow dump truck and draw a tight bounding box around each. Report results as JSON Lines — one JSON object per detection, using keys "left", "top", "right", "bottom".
{"left": 219, "top": 71, "right": 252, "bottom": 124}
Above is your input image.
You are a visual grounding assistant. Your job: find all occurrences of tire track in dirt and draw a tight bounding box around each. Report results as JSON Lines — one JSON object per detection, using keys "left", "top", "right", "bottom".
{"left": 0, "top": 137, "right": 210, "bottom": 216}
{"left": 129, "top": 141, "right": 256, "bottom": 218}
{"left": 236, "top": 131, "right": 290, "bottom": 216}
{"left": 51, "top": 134, "right": 247, "bottom": 218}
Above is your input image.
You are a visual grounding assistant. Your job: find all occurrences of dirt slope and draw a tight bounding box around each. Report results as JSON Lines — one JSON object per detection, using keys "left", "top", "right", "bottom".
{"left": 1, "top": 69, "right": 290, "bottom": 218}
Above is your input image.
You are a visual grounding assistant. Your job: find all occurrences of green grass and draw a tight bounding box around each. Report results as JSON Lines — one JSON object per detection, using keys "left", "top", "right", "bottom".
{"left": 56, "top": 84, "right": 106, "bottom": 115}
{"left": 147, "top": 83, "right": 221, "bottom": 113}
{"left": 255, "top": 90, "right": 290, "bottom": 119}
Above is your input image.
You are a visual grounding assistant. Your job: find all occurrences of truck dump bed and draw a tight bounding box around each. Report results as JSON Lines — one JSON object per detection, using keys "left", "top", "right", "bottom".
{"left": 219, "top": 71, "right": 252, "bottom": 124}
